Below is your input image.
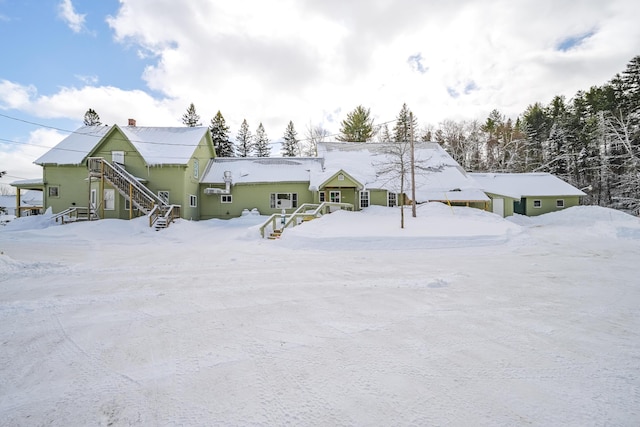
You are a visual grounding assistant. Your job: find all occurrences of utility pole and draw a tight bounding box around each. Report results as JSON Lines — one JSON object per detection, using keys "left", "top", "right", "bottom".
{"left": 410, "top": 112, "right": 416, "bottom": 218}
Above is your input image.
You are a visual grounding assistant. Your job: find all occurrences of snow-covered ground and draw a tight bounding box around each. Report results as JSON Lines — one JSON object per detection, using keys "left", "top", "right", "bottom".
{"left": 1, "top": 204, "right": 640, "bottom": 426}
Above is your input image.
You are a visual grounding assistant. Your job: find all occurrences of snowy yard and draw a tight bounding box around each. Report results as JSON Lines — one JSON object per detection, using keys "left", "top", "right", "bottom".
{"left": 1, "top": 204, "right": 640, "bottom": 426}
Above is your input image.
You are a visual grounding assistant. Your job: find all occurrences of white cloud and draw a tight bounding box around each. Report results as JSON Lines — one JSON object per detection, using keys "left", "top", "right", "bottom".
{"left": 0, "top": 80, "right": 37, "bottom": 109}
{"left": 100, "top": 0, "right": 640, "bottom": 135}
{"left": 6, "top": 0, "right": 640, "bottom": 150}
{"left": 0, "top": 128, "right": 62, "bottom": 184}
{"left": 57, "top": 0, "right": 86, "bottom": 33}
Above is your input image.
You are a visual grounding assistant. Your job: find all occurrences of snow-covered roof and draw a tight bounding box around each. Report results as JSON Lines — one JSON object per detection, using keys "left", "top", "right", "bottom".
{"left": 35, "top": 125, "right": 110, "bottom": 165}
{"left": 313, "top": 142, "right": 489, "bottom": 202}
{"left": 0, "top": 193, "right": 42, "bottom": 209}
{"left": 10, "top": 178, "right": 44, "bottom": 187}
{"left": 119, "top": 126, "right": 209, "bottom": 165}
{"left": 201, "top": 157, "right": 324, "bottom": 185}
{"left": 35, "top": 125, "right": 209, "bottom": 166}
{"left": 469, "top": 173, "right": 587, "bottom": 199}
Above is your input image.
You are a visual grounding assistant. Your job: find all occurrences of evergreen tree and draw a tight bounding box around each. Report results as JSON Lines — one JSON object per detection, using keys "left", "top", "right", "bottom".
{"left": 338, "top": 105, "right": 376, "bottom": 142}
{"left": 182, "top": 103, "right": 201, "bottom": 127}
{"left": 83, "top": 108, "right": 101, "bottom": 126}
{"left": 254, "top": 123, "right": 271, "bottom": 157}
{"left": 281, "top": 121, "right": 299, "bottom": 157}
{"left": 209, "top": 111, "right": 234, "bottom": 157}
{"left": 236, "top": 119, "right": 253, "bottom": 157}
{"left": 377, "top": 124, "right": 392, "bottom": 143}
{"left": 393, "top": 103, "right": 417, "bottom": 142}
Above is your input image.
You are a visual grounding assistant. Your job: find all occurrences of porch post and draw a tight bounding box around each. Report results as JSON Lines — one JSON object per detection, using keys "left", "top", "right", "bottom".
{"left": 15, "top": 190, "right": 21, "bottom": 218}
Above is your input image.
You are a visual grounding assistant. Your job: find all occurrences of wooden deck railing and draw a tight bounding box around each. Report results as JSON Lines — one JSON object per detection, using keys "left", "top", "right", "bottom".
{"left": 87, "top": 157, "right": 180, "bottom": 229}
{"left": 259, "top": 202, "right": 354, "bottom": 238}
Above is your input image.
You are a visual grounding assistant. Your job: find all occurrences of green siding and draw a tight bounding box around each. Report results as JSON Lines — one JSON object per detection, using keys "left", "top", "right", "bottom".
{"left": 522, "top": 196, "right": 581, "bottom": 216}
{"left": 200, "top": 182, "right": 314, "bottom": 219}
{"left": 42, "top": 165, "right": 91, "bottom": 214}
{"left": 370, "top": 189, "right": 388, "bottom": 207}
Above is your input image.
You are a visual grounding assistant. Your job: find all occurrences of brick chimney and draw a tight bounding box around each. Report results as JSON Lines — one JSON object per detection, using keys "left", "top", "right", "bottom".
{"left": 128, "top": 118, "right": 136, "bottom": 126}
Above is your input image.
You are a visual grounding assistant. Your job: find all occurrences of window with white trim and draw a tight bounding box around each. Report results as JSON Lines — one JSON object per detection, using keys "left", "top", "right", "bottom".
{"left": 90, "top": 189, "right": 97, "bottom": 208}
{"left": 221, "top": 195, "right": 232, "bottom": 203}
{"left": 360, "top": 190, "right": 370, "bottom": 208}
{"left": 193, "top": 159, "right": 199, "bottom": 179}
{"left": 388, "top": 192, "right": 397, "bottom": 207}
{"left": 190, "top": 195, "right": 197, "bottom": 207}
{"left": 270, "top": 193, "right": 298, "bottom": 209}
{"left": 104, "top": 189, "right": 115, "bottom": 210}
{"left": 533, "top": 199, "right": 542, "bottom": 208}
{"left": 48, "top": 186, "right": 59, "bottom": 198}
{"left": 112, "top": 151, "right": 125, "bottom": 165}
{"left": 158, "top": 191, "right": 170, "bottom": 204}
{"left": 556, "top": 199, "right": 565, "bottom": 208}
{"left": 329, "top": 191, "right": 341, "bottom": 203}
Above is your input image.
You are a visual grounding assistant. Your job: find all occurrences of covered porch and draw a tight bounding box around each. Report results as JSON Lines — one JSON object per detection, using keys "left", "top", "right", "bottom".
{"left": 9, "top": 179, "right": 44, "bottom": 218}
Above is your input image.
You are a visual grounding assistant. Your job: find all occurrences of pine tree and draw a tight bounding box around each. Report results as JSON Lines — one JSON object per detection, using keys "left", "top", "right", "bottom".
{"left": 281, "top": 121, "right": 299, "bottom": 157}
{"left": 254, "top": 123, "right": 271, "bottom": 157}
{"left": 393, "top": 103, "right": 417, "bottom": 142}
{"left": 377, "top": 124, "right": 392, "bottom": 143}
{"left": 83, "top": 108, "right": 101, "bottom": 126}
{"left": 209, "top": 111, "right": 234, "bottom": 157}
{"left": 236, "top": 119, "right": 253, "bottom": 157}
{"left": 182, "top": 103, "right": 201, "bottom": 127}
{"left": 338, "top": 105, "right": 376, "bottom": 142}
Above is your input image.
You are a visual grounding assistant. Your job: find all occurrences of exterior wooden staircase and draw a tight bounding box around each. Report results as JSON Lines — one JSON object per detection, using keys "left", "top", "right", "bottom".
{"left": 87, "top": 157, "right": 180, "bottom": 229}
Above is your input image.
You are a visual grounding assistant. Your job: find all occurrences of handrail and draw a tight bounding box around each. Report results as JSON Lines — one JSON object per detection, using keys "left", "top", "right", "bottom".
{"left": 87, "top": 157, "right": 166, "bottom": 214}
{"left": 259, "top": 202, "right": 354, "bottom": 238}
{"left": 88, "top": 157, "right": 180, "bottom": 229}
{"left": 52, "top": 206, "right": 98, "bottom": 224}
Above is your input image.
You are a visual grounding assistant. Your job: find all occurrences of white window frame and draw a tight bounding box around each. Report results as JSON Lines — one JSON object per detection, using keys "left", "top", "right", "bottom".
{"left": 48, "top": 186, "right": 59, "bottom": 198}
{"left": 189, "top": 194, "right": 197, "bottom": 207}
{"left": 90, "top": 189, "right": 97, "bottom": 208}
{"left": 319, "top": 191, "right": 326, "bottom": 203}
{"left": 360, "top": 190, "right": 370, "bottom": 208}
{"left": 112, "top": 151, "right": 125, "bottom": 165}
{"left": 533, "top": 199, "right": 542, "bottom": 208}
{"left": 221, "top": 195, "right": 232, "bottom": 203}
{"left": 338, "top": 174, "right": 345, "bottom": 181}
{"left": 556, "top": 199, "right": 565, "bottom": 208}
{"left": 193, "top": 159, "right": 199, "bottom": 179}
{"left": 104, "top": 189, "right": 115, "bottom": 211}
{"left": 329, "top": 191, "right": 341, "bottom": 203}
{"left": 388, "top": 192, "right": 397, "bottom": 207}
{"left": 158, "top": 191, "right": 170, "bottom": 204}
{"left": 270, "top": 193, "right": 298, "bottom": 209}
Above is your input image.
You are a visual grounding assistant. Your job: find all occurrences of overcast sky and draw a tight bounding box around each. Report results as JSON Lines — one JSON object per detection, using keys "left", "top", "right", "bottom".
{"left": 1, "top": 0, "right": 639, "bottom": 186}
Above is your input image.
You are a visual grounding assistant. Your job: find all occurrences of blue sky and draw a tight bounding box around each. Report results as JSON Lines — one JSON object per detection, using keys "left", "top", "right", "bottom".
{"left": 1, "top": 0, "right": 639, "bottom": 186}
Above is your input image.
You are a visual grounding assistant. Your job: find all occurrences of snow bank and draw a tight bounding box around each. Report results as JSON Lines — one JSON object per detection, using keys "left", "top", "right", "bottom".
{"left": 279, "top": 203, "right": 523, "bottom": 250}
{"left": 510, "top": 206, "right": 640, "bottom": 240}
{"left": 1, "top": 208, "right": 56, "bottom": 231}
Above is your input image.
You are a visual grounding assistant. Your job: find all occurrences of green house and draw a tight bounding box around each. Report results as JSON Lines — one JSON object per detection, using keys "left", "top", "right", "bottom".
{"left": 469, "top": 173, "right": 586, "bottom": 217}
{"left": 15, "top": 124, "right": 494, "bottom": 227}
{"left": 30, "top": 120, "right": 215, "bottom": 226}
